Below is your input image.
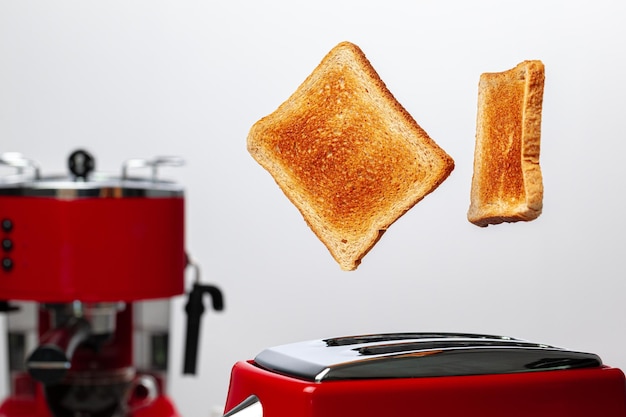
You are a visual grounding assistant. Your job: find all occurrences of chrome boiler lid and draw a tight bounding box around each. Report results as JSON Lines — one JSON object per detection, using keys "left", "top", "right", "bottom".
{"left": 253, "top": 332, "right": 602, "bottom": 382}
{"left": 0, "top": 150, "right": 184, "bottom": 198}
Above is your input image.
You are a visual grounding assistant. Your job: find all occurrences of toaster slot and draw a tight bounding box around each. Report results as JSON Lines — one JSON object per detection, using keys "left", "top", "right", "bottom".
{"left": 355, "top": 339, "right": 548, "bottom": 355}
{"left": 324, "top": 332, "right": 512, "bottom": 346}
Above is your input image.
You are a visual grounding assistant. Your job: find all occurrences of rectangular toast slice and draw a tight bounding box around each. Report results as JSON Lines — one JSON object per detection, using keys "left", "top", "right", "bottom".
{"left": 468, "top": 60, "right": 545, "bottom": 227}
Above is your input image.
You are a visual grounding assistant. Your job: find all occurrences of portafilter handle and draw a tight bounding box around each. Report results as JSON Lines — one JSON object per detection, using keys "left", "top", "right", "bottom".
{"left": 26, "top": 317, "right": 91, "bottom": 385}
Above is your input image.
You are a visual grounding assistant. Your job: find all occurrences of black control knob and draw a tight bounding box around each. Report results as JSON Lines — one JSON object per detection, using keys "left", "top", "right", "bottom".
{"left": 1, "top": 219, "right": 13, "bottom": 233}
{"left": 2, "top": 257, "right": 13, "bottom": 271}
{"left": 68, "top": 149, "right": 95, "bottom": 180}
{"left": 2, "top": 239, "right": 13, "bottom": 252}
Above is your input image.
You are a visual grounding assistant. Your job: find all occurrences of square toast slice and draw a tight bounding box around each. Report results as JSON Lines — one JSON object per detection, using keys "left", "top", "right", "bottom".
{"left": 248, "top": 42, "right": 454, "bottom": 270}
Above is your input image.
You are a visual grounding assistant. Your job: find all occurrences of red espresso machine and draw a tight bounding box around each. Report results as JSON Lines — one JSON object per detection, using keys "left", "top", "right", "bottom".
{"left": 223, "top": 333, "right": 626, "bottom": 417}
{"left": 0, "top": 150, "right": 223, "bottom": 417}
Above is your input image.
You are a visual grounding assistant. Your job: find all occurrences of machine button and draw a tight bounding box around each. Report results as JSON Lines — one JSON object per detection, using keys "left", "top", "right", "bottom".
{"left": 1, "top": 219, "right": 13, "bottom": 233}
{"left": 2, "top": 239, "right": 13, "bottom": 252}
{"left": 2, "top": 257, "right": 13, "bottom": 271}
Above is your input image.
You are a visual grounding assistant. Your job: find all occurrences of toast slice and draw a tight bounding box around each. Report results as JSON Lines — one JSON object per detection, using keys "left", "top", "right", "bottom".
{"left": 468, "top": 60, "right": 545, "bottom": 227}
{"left": 248, "top": 41, "right": 454, "bottom": 270}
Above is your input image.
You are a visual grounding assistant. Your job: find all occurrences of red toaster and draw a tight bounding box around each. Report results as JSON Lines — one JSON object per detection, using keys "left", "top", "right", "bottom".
{"left": 223, "top": 333, "right": 626, "bottom": 417}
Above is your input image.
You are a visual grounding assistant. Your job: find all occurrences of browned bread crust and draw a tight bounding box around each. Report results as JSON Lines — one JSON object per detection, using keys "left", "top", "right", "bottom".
{"left": 468, "top": 60, "right": 545, "bottom": 227}
{"left": 248, "top": 41, "right": 454, "bottom": 270}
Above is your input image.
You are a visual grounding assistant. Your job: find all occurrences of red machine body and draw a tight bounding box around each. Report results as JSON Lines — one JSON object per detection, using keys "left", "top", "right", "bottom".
{"left": 0, "top": 196, "right": 185, "bottom": 302}
{"left": 223, "top": 333, "right": 626, "bottom": 417}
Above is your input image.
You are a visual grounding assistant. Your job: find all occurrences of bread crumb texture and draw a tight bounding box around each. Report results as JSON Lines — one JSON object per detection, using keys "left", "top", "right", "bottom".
{"left": 468, "top": 60, "right": 545, "bottom": 227}
{"left": 248, "top": 41, "right": 454, "bottom": 270}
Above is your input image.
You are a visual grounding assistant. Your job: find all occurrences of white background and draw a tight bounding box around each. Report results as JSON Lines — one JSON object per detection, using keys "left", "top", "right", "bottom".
{"left": 1, "top": 1, "right": 625, "bottom": 416}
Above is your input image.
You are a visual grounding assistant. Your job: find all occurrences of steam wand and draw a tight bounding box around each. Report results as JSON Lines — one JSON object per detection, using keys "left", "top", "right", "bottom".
{"left": 183, "top": 258, "right": 224, "bottom": 375}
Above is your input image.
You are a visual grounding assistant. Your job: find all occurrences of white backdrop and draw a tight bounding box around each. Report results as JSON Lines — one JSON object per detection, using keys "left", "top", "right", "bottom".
{"left": 1, "top": 1, "right": 625, "bottom": 416}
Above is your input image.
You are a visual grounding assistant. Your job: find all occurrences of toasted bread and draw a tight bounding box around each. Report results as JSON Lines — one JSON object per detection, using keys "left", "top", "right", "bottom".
{"left": 468, "top": 60, "right": 545, "bottom": 227}
{"left": 248, "top": 41, "right": 454, "bottom": 270}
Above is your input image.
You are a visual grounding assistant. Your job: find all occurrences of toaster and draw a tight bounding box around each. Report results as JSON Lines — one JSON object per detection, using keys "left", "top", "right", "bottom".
{"left": 222, "top": 333, "right": 626, "bottom": 417}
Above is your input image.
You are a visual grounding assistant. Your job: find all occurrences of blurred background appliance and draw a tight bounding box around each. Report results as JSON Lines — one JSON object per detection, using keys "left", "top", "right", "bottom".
{"left": 0, "top": 150, "right": 224, "bottom": 417}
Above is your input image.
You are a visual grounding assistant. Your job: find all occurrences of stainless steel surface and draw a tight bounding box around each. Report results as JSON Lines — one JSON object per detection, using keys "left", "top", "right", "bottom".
{"left": 83, "top": 303, "right": 126, "bottom": 335}
{"left": 6, "top": 301, "right": 38, "bottom": 373}
{"left": 0, "top": 152, "right": 41, "bottom": 180}
{"left": 223, "top": 396, "right": 262, "bottom": 417}
{"left": 254, "top": 333, "right": 603, "bottom": 382}
{"left": 121, "top": 156, "right": 185, "bottom": 181}
{"left": 0, "top": 152, "right": 184, "bottom": 198}
{"left": 46, "top": 303, "right": 125, "bottom": 335}
{"left": 0, "top": 176, "right": 184, "bottom": 198}
{"left": 133, "top": 299, "right": 171, "bottom": 373}
{"left": 25, "top": 361, "right": 70, "bottom": 370}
